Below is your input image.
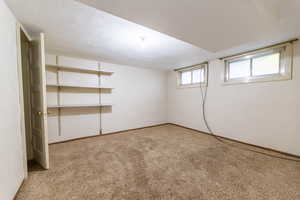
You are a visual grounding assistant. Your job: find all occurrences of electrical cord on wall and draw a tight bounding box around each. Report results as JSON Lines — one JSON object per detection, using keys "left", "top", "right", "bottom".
{"left": 199, "top": 64, "right": 300, "bottom": 162}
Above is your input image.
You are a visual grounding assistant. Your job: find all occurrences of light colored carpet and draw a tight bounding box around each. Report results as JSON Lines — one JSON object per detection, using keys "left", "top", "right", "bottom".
{"left": 16, "top": 125, "right": 300, "bottom": 200}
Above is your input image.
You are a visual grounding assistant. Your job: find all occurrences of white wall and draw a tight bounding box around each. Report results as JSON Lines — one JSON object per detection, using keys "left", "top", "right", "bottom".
{"left": 101, "top": 62, "right": 167, "bottom": 133}
{"left": 46, "top": 55, "right": 167, "bottom": 143}
{"left": 0, "top": 0, "right": 25, "bottom": 199}
{"left": 168, "top": 41, "right": 300, "bottom": 156}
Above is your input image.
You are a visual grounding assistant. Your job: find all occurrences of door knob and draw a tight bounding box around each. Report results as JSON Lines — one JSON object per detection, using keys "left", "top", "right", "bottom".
{"left": 37, "top": 111, "right": 43, "bottom": 115}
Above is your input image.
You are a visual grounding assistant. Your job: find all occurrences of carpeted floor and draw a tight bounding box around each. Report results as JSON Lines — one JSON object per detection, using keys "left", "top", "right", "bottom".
{"left": 16, "top": 125, "right": 300, "bottom": 200}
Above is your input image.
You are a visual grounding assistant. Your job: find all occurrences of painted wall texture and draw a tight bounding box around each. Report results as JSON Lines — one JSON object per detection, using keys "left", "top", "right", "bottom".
{"left": 168, "top": 42, "right": 300, "bottom": 156}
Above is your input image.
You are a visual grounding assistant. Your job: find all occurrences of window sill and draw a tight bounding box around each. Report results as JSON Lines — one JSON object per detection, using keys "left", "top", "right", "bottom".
{"left": 223, "top": 74, "right": 292, "bottom": 86}
{"left": 177, "top": 83, "right": 207, "bottom": 89}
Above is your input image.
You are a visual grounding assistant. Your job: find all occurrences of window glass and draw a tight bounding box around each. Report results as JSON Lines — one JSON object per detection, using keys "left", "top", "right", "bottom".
{"left": 181, "top": 71, "right": 191, "bottom": 85}
{"left": 252, "top": 53, "right": 280, "bottom": 76}
{"left": 224, "top": 44, "right": 292, "bottom": 84}
{"left": 178, "top": 64, "right": 207, "bottom": 87}
{"left": 192, "top": 69, "right": 203, "bottom": 83}
{"left": 229, "top": 59, "right": 251, "bottom": 79}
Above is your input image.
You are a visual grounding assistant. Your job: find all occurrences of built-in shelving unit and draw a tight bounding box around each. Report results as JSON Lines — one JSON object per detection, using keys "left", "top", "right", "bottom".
{"left": 48, "top": 104, "right": 113, "bottom": 109}
{"left": 46, "top": 84, "right": 113, "bottom": 90}
{"left": 46, "top": 55, "right": 114, "bottom": 142}
{"left": 46, "top": 64, "right": 114, "bottom": 75}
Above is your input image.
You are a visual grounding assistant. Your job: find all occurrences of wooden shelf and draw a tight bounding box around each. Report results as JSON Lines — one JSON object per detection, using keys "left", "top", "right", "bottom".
{"left": 46, "top": 84, "right": 113, "bottom": 90}
{"left": 46, "top": 64, "right": 114, "bottom": 75}
{"left": 48, "top": 104, "right": 112, "bottom": 109}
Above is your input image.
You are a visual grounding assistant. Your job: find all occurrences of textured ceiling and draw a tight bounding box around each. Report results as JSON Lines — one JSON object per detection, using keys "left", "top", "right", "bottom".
{"left": 80, "top": 0, "right": 300, "bottom": 52}
{"left": 5, "top": 0, "right": 300, "bottom": 70}
{"left": 5, "top": 0, "right": 213, "bottom": 70}
{"left": 78, "top": 0, "right": 300, "bottom": 52}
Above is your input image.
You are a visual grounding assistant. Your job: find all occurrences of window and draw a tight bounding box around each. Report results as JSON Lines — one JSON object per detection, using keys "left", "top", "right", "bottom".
{"left": 177, "top": 64, "right": 207, "bottom": 88}
{"left": 252, "top": 52, "right": 280, "bottom": 76}
{"left": 224, "top": 43, "right": 292, "bottom": 84}
{"left": 229, "top": 59, "right": 251, "bottom": 79}
{"left": 181, "top": 71, "right": 192, "bottom": 85}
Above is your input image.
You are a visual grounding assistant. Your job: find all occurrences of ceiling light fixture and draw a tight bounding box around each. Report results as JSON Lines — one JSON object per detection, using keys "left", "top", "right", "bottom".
{"left": 139, "top": 36, "right": 146, "bottom": 48}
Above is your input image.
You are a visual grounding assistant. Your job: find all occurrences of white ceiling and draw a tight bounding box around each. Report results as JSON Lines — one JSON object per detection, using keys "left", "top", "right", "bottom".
{"left": 5, "top": 0, "right": 300, "bottom": 70}
{"left": 5, "top": 0, "right": 212, "bottom": 70}
{"left": 79, "top": 0, "right": 300, "bottom": 52}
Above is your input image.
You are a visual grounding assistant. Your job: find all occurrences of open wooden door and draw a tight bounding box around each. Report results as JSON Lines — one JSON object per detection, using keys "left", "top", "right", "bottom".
{"left": 30, "top": 33, "right": 49, "bottom": 169}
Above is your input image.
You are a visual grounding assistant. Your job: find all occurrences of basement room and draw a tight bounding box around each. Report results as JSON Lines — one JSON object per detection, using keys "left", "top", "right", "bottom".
{"left": 1, "top": 0, "right": 300, "bottom": 199}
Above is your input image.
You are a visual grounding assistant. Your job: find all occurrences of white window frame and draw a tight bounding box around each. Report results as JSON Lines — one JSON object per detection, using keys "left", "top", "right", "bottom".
{"left": 223, "top": 43, "right": 293, "bottom": 85}
{"left": 177, "top": 64, "right": 208, "bottom": 88}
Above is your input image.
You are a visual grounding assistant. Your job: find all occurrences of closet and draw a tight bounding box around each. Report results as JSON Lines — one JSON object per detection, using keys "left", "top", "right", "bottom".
{"left": 45, "top": 55, "right": 113, "bottom": 143}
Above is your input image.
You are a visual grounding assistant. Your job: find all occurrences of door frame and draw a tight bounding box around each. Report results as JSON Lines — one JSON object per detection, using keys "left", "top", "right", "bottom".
{"left": 16, "top": 22, "right": 33, "bottom": 179}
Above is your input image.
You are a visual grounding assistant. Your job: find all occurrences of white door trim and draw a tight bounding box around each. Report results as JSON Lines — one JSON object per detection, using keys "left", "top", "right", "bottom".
{"left": 16, "top": 22, "right": 32, "bottom": 179}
